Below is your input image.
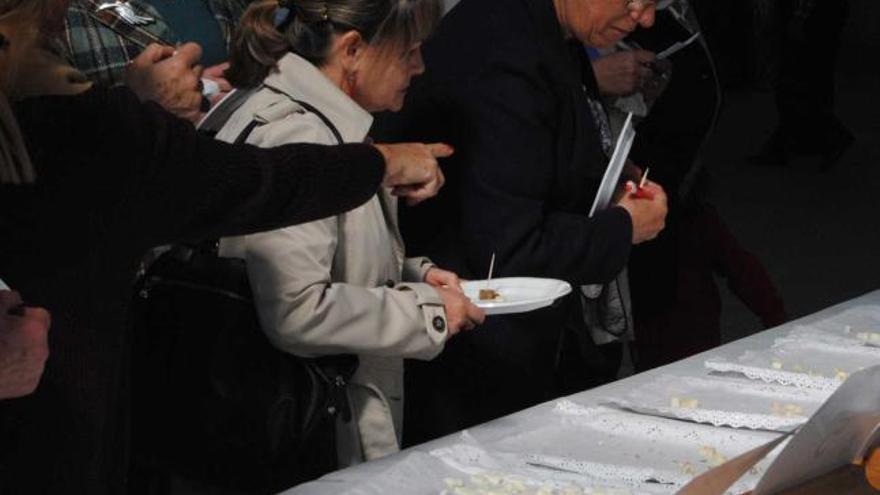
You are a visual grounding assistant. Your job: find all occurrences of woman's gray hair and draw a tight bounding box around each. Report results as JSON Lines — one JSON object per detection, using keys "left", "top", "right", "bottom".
{"left": 226, "top": 0, "right": 443, "bottom": 88}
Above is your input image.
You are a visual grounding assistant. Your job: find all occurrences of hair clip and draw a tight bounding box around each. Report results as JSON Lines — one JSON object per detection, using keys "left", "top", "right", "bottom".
{"left": 274, "top": 6, "right": 292, "bottom": 27}
{"left": 321, "top": 3, "right": 330, "bottom": 21}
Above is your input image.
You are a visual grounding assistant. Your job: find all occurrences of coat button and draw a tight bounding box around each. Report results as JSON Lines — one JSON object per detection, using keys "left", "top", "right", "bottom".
{"left": 385, "top": 280, "right": 395, "bottom": 288}
{"left": 432, "top": 316, "right": 446, "bottom": 332}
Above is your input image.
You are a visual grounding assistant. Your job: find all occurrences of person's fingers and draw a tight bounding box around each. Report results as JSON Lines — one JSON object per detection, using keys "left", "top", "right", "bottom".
{"left": 433, "top": 166, "right": 446, "bottom": 193}
{"left": 435, "top": 271, "right": 462, "bottom": 291}
{"left": 390, "top": 184, "right": 413, "bottom": 196}
{"left": 184, "top": 88, "right": 205, "bottom": 110}
{"left": 404, "top": 179, "right": 442, "bottom": 205}
{"left": 190, "top": 64, "right": 205, "bottom": 80}
{"left": 203, "top": 62, "right": 230, "bottom": 78}
{"left": 174, "top": 42, "right": 203, "bottom": 67}
{"left": 466, "top": 302, "right": 486, "bottom": 325}
{"left": 22, "top": 307, "right": 51, "bottom": 330}
{"left": 427, "top": 143, "right": 454, "bottom": 158}
{"left": 400, "top": 168, "right": 444, "bottom": 205}
{"left": 637, "top": 66, "right": 653, "bottom": 87}
{"left": 404, "top": 187, "right": 432, "bottom": 206}
{"left": 0, "top": 290, "right": 23, "bottom": 310}
{"left": 633, "top": 49, "right": 657, "bottom": 64}
{"left": 136, "top": 44, "right": 175, "bottom": 66}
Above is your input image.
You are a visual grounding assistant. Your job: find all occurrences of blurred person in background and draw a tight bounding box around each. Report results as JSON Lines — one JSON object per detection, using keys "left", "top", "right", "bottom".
{"left": 748, "top": 0, "right": 853, "bottom": 170}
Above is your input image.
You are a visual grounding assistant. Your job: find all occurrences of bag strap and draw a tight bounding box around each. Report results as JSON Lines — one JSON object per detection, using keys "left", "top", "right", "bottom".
{"left": 197, "top": 88, "right": 257, "bottom": 137}
{"left": 234, "top": 86, "right": 345, "bottom": 146}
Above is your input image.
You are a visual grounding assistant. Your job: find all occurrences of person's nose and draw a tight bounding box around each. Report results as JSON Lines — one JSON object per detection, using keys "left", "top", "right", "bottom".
{"left": 631, "top": 4, "right": 656, "bottom": 28}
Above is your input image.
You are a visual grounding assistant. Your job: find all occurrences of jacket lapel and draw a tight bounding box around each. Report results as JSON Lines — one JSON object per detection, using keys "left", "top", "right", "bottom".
{"left": 82, "top": 0, "right": 174, "bottom": 48}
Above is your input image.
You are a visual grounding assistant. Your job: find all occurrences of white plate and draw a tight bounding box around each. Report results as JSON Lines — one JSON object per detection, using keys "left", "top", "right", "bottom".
{"left": 462, "top": 277, "right": 572, "bottom": 316}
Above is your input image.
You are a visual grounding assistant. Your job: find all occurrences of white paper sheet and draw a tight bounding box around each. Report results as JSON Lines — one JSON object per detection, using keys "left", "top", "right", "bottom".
{"left": 656, "top": 32, "right": 701, "bottom": 60}
{"left": 753, "top": 365, "right": 880, "bottom": 494}
{"left": 589, "top": 113, "right": 635, "bottom": 217}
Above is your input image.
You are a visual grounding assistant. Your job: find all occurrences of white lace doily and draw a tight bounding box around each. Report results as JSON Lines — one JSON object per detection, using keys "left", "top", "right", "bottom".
{"left": 704, "top": 336, "right": 880, "bottom": 391}
{"left": 336, "top": 434, "right": 675, "bottom": 495}
{"left": 486, "top": 403, "right": 781, "bottom": 494}
{"left": 601, "top": 374, "right": 830, "bottom": 432}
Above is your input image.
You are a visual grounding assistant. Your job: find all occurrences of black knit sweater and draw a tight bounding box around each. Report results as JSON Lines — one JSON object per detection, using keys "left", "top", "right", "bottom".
{"left": 0, "top": 87, "right": 384, "bottom": 493}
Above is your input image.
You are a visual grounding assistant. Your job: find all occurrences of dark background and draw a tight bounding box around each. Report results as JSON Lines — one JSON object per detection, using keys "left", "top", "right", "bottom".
{"left": 697, "top": 0, "right": 880, "bottom": 342}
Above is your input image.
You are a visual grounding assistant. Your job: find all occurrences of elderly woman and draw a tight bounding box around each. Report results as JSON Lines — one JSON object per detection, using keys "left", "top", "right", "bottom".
{"left": 0, "top": 0, "right": 447, "bottom": 492}
{"left": 377, "top": 0, "right": 669, "bottom": 444}
{"left": 215, "top": 0, "right": 484, "bottom": 466}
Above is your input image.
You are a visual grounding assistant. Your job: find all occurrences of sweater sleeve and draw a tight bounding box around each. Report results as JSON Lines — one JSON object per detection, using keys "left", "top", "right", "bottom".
{"left": 14, "top": 87, "right": 384, "bottom": 247}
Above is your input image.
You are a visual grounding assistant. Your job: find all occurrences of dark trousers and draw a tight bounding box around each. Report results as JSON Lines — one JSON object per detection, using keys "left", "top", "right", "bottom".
{"left": 403, "top": 296, "right": 623, "bottom": 447}
{"left": 775, "top": 0, "right": 850, "bottom": 150}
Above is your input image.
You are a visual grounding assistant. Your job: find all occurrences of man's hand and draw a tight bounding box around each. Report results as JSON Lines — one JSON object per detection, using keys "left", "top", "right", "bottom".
{"left": 424, "top": 267, "right": 464, "bottom": 292}
{"left": 373, "top": 142, "right": 452, "bottom": 205}
{"left": 616, "top": 180, "right": 668, "bottom": 244}
{"left": 592, "top": 50, "right": 657, "bottom": 97}
{"left": 434, "top": 286, "right": 485, "bottom": 336}
{"left": 125, "top": 42, "right": 205, "bottom": 123}
{"left": 0, "top": 291, "right": 50, "bottom": 400}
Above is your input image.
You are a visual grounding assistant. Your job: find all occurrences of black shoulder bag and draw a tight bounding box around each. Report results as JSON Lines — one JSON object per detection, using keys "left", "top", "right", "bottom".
{"left": 130, "top": 92, "right": 355, "bottom": 493}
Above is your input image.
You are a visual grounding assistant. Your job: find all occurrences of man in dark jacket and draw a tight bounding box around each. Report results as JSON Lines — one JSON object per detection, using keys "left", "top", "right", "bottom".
{"left": 377, "top": 0, "right": 668, "bottom": 444}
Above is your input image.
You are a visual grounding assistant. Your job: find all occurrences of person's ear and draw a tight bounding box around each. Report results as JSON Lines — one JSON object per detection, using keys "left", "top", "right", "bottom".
{"left": 337, "top": 30, "right": 366, "bottom": 73}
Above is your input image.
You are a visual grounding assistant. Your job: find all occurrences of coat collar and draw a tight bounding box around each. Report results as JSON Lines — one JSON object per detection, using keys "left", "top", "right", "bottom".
{"left": 263, "top": 52, "right": 374, "bottom": 144}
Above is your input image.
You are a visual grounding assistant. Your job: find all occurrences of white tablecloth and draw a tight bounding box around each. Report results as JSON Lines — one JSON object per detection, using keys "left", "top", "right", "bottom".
{"left": 286, "top": 289, "right": 880, "bottom": 494}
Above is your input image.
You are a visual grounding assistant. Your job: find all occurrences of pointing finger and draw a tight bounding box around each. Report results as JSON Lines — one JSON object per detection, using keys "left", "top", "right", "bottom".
{"left": 427, "top": 143, "right": 454, "bottom": 158}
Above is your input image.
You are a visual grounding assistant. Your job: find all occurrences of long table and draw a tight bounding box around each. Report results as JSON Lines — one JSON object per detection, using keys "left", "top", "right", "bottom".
{"left": 287, "top": 289, "right": 880, "bottom": 494}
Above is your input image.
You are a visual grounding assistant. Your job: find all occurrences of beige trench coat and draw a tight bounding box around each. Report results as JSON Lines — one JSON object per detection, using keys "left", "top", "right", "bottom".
{"left": 215, "top": 53, "right": 449, "bottom": 464}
